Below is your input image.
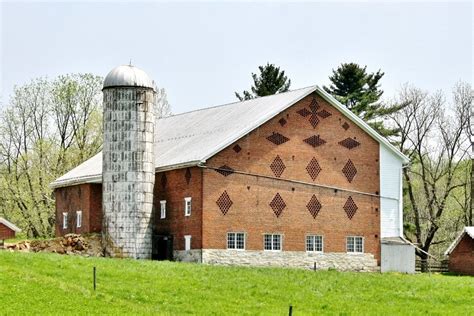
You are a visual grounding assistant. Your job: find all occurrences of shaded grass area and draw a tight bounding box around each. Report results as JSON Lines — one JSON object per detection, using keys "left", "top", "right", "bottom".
{"left": 0, "top": 252, "right": 472, "bottom": 315}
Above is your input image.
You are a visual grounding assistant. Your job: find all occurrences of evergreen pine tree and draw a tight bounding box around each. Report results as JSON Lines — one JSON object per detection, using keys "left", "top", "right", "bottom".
{"left": 235, "top": 63, "right": 291, "bottom": 101}
{"left": 323, "top": 62, "right": 405, "bottom": 137}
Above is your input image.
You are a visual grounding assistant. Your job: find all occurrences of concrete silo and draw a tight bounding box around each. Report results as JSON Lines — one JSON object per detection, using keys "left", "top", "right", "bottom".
{"left": 102, "top": 65, "right": 156, "bottom": 259}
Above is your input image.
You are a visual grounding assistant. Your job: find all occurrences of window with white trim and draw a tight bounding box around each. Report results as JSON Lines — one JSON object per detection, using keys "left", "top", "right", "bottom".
{"left": 264, "top": 234, "right": 282, "bottom": 251}
{"left": 184, "top": 235, "right": 192, "bottom": 251}
{"left": 306, "top": 235, "right": 323, "bottom": 252}
{"left": 62, "top": 212, "right": 68, "bottom": 229}
{"left": 347, "top": 236, "right": 364, "bottom": 253}
{"left": 76, "top": 211, "right": 82, "bottom": 228}
{"left": 227, "top": 232, "right": 245, "bottom": 250}
{"left": 184, "top": 197, "right": 192, "bottom": 216}
{"left": 160, "top": 200, "right": 167, "bottom": 219}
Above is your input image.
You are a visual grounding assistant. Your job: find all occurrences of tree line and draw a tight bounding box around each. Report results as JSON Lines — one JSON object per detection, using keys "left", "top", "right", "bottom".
{"left": 0, "top": 63, "right": 471, "bottom": 262}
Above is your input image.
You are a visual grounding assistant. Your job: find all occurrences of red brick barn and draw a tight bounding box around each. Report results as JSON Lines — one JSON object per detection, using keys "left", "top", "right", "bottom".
{"left": 0, "top": 217, "right": 21, "bottom": 248}
{"left": 51, "top": 83, "right": 413, "bottom": 272}
{"left": 445, "top": 227, "right": 474, "bottom": 275}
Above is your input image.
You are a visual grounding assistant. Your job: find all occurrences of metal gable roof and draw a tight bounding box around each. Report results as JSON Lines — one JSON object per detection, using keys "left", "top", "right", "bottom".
{"left": 0, "top": 217, "right": 21, "bottom": 233}
{"left": 445, "top": 227, "right": 474, "bottom": 256}
{"left": 50, "top": 85, "right": 409, "bottom": 189}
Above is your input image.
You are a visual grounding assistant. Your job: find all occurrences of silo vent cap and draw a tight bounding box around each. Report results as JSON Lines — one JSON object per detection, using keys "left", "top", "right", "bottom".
{"left": 103, "top": 65, "right": 155, "bottom": 91}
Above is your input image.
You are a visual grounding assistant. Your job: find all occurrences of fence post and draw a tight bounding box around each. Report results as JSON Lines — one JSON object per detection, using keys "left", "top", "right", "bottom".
{"left": 93, "top": 266, "right": 97, "bottom": 291}
{"left": 289, "top": 305, "right": 293, "bottom": 316}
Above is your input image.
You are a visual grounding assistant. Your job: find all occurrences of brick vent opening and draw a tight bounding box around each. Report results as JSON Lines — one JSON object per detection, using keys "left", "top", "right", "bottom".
{"left": 342, "top": 159, "right": 357, "bottom": 183}
{"left": 343, "top": 196, "right": 358, "bottom": 219}
{"left": 233, "top": 144, "right": 242, "bottom": 153}
{"left": 185, "top": 168, "right": 192, "bottom": 184}
{"left": 270, "top": 155, "right": 286, "bottom": 178}
{"left": 215, "top": 165, "right": 235, "bottom": 177}
{"left": 266, "top": 132, "right": 290, "bottom": 145}
{"left": 306, "top": 157, "right": 322, "bottom": 181}
{"left": 303, "top": 135, "right": 326, "bottom": 148}
{"left": 338, "top": 137, "right": 361, "bottom": 150}
{"left": 161, "top": 173, "right": 167, "bottom": 189}
{"left": 216, "top": 191, "right": 233, "bottom": 215}
{"left": 270, "top": 193, "right": 286, "bottom": 218}
{"left": 307, "top": 195, "right": 322, "bottom": 218}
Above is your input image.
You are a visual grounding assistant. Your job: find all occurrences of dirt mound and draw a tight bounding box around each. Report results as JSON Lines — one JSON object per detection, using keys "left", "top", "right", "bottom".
{"left": 4, "top": 234, "right": 103, "bottom": 257}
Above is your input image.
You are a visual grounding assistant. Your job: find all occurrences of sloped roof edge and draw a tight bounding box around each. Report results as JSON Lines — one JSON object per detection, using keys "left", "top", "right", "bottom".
{"left": 0, "top": 217, "right": 21, "bottom": 233}
{"left": 445, "top": 227, "right": 474, "bottom": 256}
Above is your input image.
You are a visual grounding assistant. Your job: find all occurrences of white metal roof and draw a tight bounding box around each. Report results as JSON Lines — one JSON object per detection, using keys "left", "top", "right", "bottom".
{"left": 50, "top": 85, "right": 409, "bottom": 188}
{"left": 444, "top": 227, "right": 474, "bottom": 256}
{"left": 0, "top": 217, "right": 21, "bottom": 233}
{"left": 103, "top": 65, "right": 156, "bottom": 91}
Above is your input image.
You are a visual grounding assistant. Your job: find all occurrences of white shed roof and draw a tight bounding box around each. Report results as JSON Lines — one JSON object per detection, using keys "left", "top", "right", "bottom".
{"left": 444, "top": 227, "right": 474, "bottom": 256}
{"left": 0, "top": 217, "right": 21, "bottom": 233}
{"left": 50, "top": 85, "right": 409, "bottom": 188}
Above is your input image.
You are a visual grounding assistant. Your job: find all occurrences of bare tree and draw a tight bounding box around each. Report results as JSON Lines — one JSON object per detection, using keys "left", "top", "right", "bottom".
{"left": 390, "top": 83, "right": 471, "bottom": 270}
{"left": 0, "top": 74, "right": 103, "bottom": 237}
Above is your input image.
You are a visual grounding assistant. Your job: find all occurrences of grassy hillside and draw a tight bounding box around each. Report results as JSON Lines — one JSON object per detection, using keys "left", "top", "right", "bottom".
{"left": 0, "top": 252, "right": 472, "bottom": 315}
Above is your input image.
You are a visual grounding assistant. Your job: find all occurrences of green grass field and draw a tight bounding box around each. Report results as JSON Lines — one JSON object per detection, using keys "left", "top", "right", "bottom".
{"left": 0, "top": 252, "right": 472, "bottom": 315}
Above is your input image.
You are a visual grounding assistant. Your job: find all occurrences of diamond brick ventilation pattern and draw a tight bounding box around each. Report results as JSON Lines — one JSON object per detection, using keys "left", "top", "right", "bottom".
{"left": 307, "top": 195, "right": 322, "bottom": 219}
{"left": 309, "top": 115, "right": 320, "bottom": 128}
{"left": 306, "top": 157, "right": 322, "bottom": 180}
{"left": 338, "top": 138, "right": 361, "bottom": 150}
{"left": 303, "top": 135, "right": 326, "bottom": 148}
{"left": 343, "top": 196, "right": 358, "bottom": 219}
{"left": 309, "top": 97, "right": 320, "bottom": 112}
{"left": 342, "top": 122, "right": 350, "bottom": 130}
{"left": 317, "top": 109, "right": 332, "bottom": 118}
{"left": 233, "top": 144, "right": 242, "bottom": 153}
{"left": 270, "top": 155, "right": 286, "bottom": 178}
{"left": 297, "top": 108, "right": 311, "bottom": 117}
{"left": 278, "top": 118, "right": 287, "bottom": 126}
{"left": 342, "top": 159, "right": 357, "bottom": 183}
{"left": 266, "top": 132, "right": 290, "bottom": 145}
{"left": 215, "top": 165, "right": 234, "bottom": 177}
{"left": 269, "top": 193, "right": 286, "bottom": 218}
{"left": 216, "top": 191, "right": 233, "bottom": 215}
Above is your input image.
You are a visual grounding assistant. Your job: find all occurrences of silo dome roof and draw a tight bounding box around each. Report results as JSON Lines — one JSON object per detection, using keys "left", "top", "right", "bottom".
{"left": 103, "top": 65, "right": 155, "bottom": 90}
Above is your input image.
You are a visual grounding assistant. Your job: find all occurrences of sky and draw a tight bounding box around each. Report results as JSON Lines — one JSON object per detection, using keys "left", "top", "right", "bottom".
{"left": 0, "top": 1, "right": 472, "bottom": 114}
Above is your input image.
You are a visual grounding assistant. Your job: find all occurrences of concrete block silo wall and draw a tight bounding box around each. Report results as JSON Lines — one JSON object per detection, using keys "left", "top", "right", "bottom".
{"left": 102, "top": 87, "right": 155, "bottom": 259}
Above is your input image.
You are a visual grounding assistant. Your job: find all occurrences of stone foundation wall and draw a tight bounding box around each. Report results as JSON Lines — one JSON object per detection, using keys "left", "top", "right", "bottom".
{"left": 174, "top": 249, "right": 203, "bottom": 263}
{"left": 174, "top": 249, "right": 378, "bottom": 272}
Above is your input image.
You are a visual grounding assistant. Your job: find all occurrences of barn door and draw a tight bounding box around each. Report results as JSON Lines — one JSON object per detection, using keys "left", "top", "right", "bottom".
{"left": 152, "top": 234, "right": 174, "bottom": 261}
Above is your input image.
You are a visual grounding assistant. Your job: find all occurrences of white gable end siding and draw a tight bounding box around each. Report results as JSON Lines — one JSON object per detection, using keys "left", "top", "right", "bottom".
{"left": 380, "top": 144, "right": 403, "bottom": 238}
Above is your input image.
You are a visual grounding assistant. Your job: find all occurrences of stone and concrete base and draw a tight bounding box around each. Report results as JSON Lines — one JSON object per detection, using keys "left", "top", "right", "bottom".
{"left": 173, "top": 249, "right": 379, "bottom": 272}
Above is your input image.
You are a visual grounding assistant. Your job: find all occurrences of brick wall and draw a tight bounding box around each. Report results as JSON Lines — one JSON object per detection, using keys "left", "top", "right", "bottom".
{"left": 153, "top": 167, "right": 203, "bottom": 251}
{"left": 449, "top": 234, "right": 474, "bottom": 275}
{"left": 55, "top": 183, "right": 102, "bottom": 236}
{"left": 203, "top": 93, "right": 381, "bottom": 260}
{"left": 0, "top": 223, "right": 15, "bottom": 239}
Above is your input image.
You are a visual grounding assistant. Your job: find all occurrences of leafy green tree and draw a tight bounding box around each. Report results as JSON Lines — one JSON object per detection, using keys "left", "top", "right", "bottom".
{"left": 324, "top": 62, "right": 405, "bottom": 137}
{"left": 235, "top": 63, "right": 291, "bottom": 101}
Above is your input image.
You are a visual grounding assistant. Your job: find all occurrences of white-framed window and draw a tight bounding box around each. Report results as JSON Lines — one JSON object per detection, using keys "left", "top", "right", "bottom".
{"left": 306, "top": 235, "right": 323, "bottom": 252}
{"left": 184, "top": 235, "right": 192, "bottom": 251}
{"left": 227, "top": 232, "right": 245, "bottom": 250}
{"left": 76, "top": 211, "right": 82, "bottom": 228}
{"left": 347, "top": 236, "right": 364, "bottom": 253}
{"left": 62, "top": 212, "right": 68, "bottom": 229}
{"left": 264, "top": 234, "right": 282, "bottom": 251}
{"left": 184, "top": 197, "right": 192, "bottom": 216}
{"left": 160, "top": 200, "right": 167, "bottom": 219}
